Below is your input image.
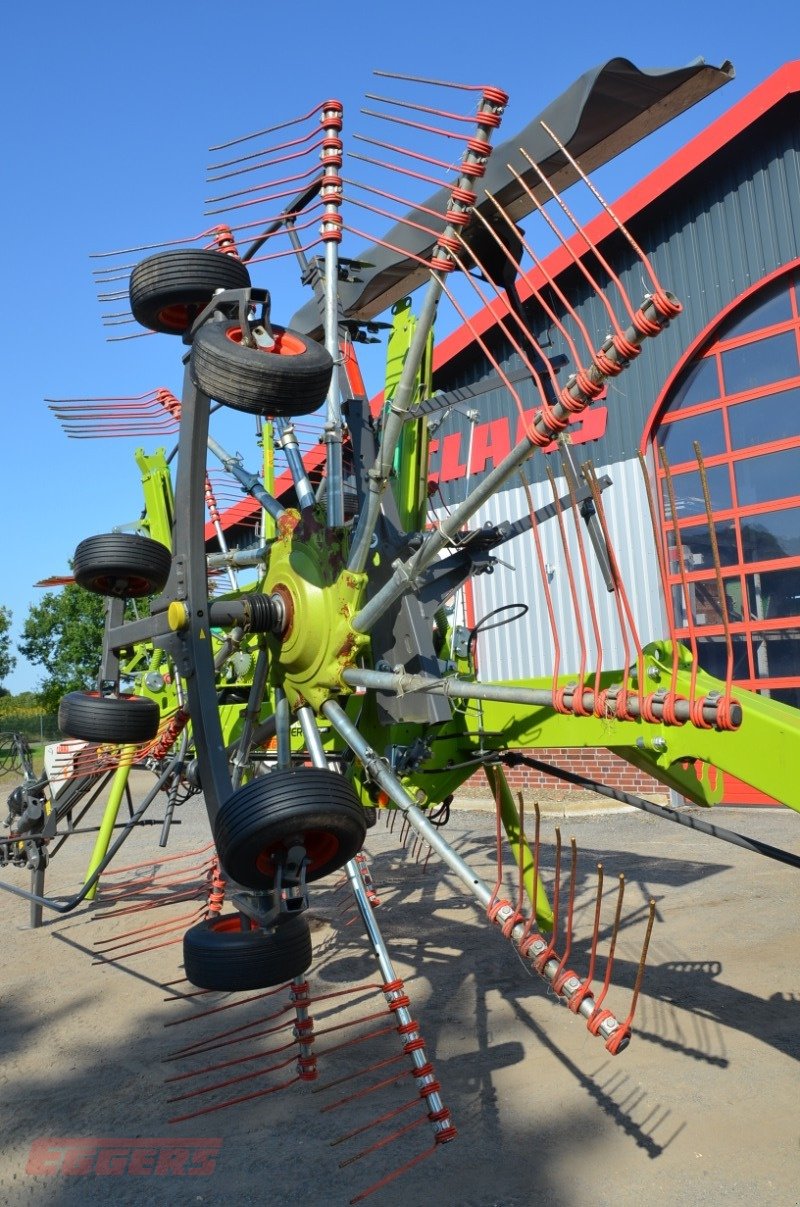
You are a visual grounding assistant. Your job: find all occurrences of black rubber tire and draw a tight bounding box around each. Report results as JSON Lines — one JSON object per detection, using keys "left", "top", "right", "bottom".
{"left": 73, "top": 533, "right": 172, "bottom": 598}
{"left": 183, "top": 912, "right": 312, "bottom": 991}
{"left": 214, "top": 768, "right": 367, "bottom": 889}
{"left": 129, "top": 249, "right": 251, "bottom": 335}
{"left": 191, "top": 318, "right": 333, "bottom": 417}
{"left": 58, "top": 692, "right": 160, "bottom": 743}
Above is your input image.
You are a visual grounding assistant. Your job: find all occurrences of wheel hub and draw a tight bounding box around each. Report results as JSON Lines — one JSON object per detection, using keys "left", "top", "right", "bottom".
{"left": 261, "top": 510, "right": 368, "bottom": 711}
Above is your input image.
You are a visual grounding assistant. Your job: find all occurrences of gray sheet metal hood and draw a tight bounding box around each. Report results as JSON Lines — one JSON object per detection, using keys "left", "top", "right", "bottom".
{"left": 291, "top": 57, "right": 734, "bottom": 336}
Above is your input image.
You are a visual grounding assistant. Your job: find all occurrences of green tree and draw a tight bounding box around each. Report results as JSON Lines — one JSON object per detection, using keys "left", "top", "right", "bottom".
{"left": 0, "top": 605, "right": 16, "bottom": 690}
{"left": 18, "top": 585, "right": 106, "bottom": 713}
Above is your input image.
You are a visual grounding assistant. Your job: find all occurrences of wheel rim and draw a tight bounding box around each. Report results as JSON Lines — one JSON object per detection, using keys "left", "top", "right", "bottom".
{"left": 224, "top": 327, "right": 307, "bottom": 356}
{"left": 255, "top": 828, "right": 340, "bottom": 877}
{"left": 157, "top": 303, "right": 195, "bottom": 331}
{"left": 88, "top": 572, "right": 153, "bottom": 596}
{"left": 207, "top": 915, "right": 252, "bottom": 934}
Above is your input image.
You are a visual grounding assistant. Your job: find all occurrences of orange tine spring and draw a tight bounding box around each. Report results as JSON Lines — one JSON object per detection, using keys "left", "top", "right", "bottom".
{"left": 568, "top": 861, "right": 605, "bottom": 1013}
{"left": 448, "top": 239, "right": 558, "bottom": 400}
{"left": 604, "top": 898, "right": 657, "bottom": 1054}
{"left": 483, "top": 188, "right": 599, "bottom": 369}
{"left": 515, "top": 790, "right": 526, "bottom": 919}
{"left": 552, "top": 837, "right": 579, "bottom": 992}
{"left": 590, "top": 872, "right": 626, "bottom": 1015}
{"left": 515, "top": 149, "right": 637, "bottom": 331}
{"left": 519, "top": 797, "right": 542, "bottom": 943}
{"left": 539, "top": 119, "right": 671, "bottom": 299}
{"left": 533, "top": 826, "right": 562, "bottom": 972}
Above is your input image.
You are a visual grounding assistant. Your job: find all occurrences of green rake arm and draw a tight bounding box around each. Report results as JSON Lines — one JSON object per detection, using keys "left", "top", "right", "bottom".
{"left": 349, "top": 642, "right": 800, "bottom": 814}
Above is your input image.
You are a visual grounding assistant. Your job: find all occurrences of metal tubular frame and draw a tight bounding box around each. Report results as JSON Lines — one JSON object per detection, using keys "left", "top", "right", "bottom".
{"left": 322, "top": 700, "right": 627, "bottom": 1048}
{"left": 347, "top": 89, "right": 508, "bottom": 574}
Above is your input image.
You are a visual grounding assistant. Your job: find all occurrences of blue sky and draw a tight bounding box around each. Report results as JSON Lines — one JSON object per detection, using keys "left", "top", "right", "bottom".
{"left": 0, "top": 1, "right": 796, "bottom": 694}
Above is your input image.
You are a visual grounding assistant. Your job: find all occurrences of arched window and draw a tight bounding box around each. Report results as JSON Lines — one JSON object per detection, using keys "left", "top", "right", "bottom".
{"left": 649, "top": 261, "right": 800, "bottom": 711}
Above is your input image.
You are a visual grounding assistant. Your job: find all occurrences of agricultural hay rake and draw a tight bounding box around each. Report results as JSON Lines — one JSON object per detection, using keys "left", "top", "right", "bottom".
{"left": 4, "top": 58, "right": 800, "bottom": 1195}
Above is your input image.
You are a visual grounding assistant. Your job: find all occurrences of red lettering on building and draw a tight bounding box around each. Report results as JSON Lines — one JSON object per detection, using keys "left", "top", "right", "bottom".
{"left": 438, "top": 431, "right": 468, "bottom": 481}
{"left": 469, "top": 417, "right": 511, "bottom": 475}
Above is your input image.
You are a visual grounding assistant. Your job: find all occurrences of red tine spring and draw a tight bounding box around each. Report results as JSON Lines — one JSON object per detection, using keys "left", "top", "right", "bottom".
{"left": 209, "top": 224, "right": 240, "bottom": 257}
{"left": 207, "top": 124, "right": 325, "bottom": 180}
{"left": 533, "top": 826, "right": 562, "bottom": 974}
{"left": 604, "top": 898, "right": 657, "bottom": 1054}
{"left": 47, "top": 388, "right": 182, "bottom": 440}
{"left": 206, "top": 158, "right": 325, "bottom": 207}
{"left": 449, "top": 238, "right": 558, "bottom": 400}
{"left": 205, "top": 190, "right": 325, "bottom": 229}
{"left": 89, "top": 225, "right": 229, "bottom": 262}
{"left": 209, "top": 99, "right": 332, "bottom": 153}
{"left": 364, "top": 92, "right": 501, "bottom": 127}
{"left": 205, "top": 858, "right": 226, "bottom": 918}
{"left": 320, "top": 102, "right": 344, "bottom": 246}
{"left": 360, "top": 107, "right": 485, "bottom": 143}
{"left": 351, "top": 132, "right": 463, "bottom": 176}
{"left": 552, "top": 838, "right": 580, "bottom": 994}
{"left": 373, "top": 69, "right": 507, "bottom": 98}
{"left": 587, "top": 872, "right": 626, "bottom": 1027}
{"left": 145, "top": 708, "right": 189, "bottom": 761}
{"left": 348, "top": 149, "right": 449, "bottom": 192}
{"left": 342, "top": 176, "right": 451, "bottom": 227}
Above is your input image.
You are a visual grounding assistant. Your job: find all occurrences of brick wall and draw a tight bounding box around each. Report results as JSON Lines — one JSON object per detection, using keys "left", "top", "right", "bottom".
{"left": 463, "top": 748, "right": 662, "bottom": 798}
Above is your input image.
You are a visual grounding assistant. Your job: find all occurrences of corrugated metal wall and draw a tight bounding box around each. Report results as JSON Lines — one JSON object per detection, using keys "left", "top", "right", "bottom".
{"left": 446, "top": 455, "right": 666, "bottom": 682}
{"left": 431, "top": 95, "right": 800, "bottom": 502}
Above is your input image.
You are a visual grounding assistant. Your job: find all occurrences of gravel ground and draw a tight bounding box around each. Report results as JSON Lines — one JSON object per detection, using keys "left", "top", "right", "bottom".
{"left": 1, "top": 771, "right": 798, "bottom": 1206}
